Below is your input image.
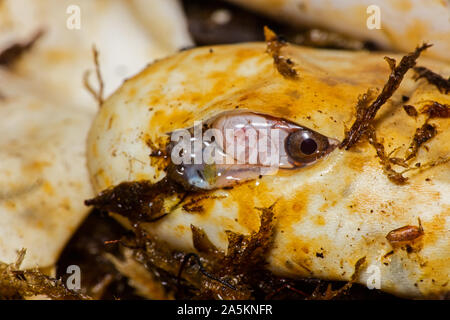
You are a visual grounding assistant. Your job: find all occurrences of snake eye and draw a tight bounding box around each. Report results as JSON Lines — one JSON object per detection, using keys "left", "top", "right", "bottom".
{"left": 286, "top": 129, "right": 332, "bottom": 164}
{"left": 167, "top": 110, "right": 338, "bottom": 190}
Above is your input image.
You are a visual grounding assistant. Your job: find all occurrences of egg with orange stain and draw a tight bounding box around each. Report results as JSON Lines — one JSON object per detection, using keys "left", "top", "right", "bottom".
{"left": 87, "top": 42, "right": 450, "bottom": 298}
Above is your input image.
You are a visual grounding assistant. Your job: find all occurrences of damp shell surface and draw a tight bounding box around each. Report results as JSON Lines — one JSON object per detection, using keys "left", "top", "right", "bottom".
{"left": 87, "top": 43, "right": 450, "bottom": 298}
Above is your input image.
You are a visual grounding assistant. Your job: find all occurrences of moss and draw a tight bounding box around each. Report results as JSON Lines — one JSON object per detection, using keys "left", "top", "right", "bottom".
{"left": 340, "top": 44, "right": 431, "bottom": 150}
{"left": 0, "top": 250, "right": 89, "bottom": 300}
{"left": 264, "top": 27, "right": 299, "bottom": 80}
{"left": 414, "top": 66, "right": 450, "bottom": 94}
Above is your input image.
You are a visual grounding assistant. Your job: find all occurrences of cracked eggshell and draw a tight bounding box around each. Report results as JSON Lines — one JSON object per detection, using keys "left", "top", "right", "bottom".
{"left": 87, "top": 43, "right": 450, "bottom": 298}
{"left": 0, "top": 0, "right": 192, "bottom": 269}
{"left": 0, "top": 71, "right": 94, "bottom": 269}
{"left": 227, "top": 0, "right": 450, "bottom": 62}
{"left": 0, "top": 0, "right": 193, "bottom": 111}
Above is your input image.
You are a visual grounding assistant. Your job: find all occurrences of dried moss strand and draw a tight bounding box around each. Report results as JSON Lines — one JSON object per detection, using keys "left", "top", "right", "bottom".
{"left": 340, "top": 44, "right": 431, "bottom": 150}
{"left": 414, "top": 66, "right": 450, "bottom": 94}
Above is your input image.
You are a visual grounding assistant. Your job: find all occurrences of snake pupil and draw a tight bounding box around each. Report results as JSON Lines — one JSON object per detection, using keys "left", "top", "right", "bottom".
{"left": 300, "top": 138, "right": 317, "bottom": 155}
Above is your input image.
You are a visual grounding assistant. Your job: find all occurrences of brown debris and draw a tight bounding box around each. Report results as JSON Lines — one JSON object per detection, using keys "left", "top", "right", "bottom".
{"left": 175, "top": 202, "right": 277, "bottom": 299}
{"left": 222, "top": 204, "right": 276, "bottom": 272}
{"left": 264, "top": 26, "right": 298, "bottom": 80}
{"left": 146, "top": 137, "right": 171, "bottom": 171}
{"left": 83, "top": 46, "right": 104, "bottom": 107}
{"left": 420, "top": 101, "right": 450, "bottom": 118}
{"left": 177, "top": 253, "right": 238, "bottom": 292}
{"left": 105, "top": 206, "right": 393, "bottom": 299}
{"left": 403, "top": 105, "right": 418, "bottom": 117}
{"left": 342, "top": 88, "right": 378, "bottom": 138}
{"left": 367, "top": 114, "right": 443, "bottom": 185}
{"left": 308, "top": 256, "right": 366, "bottom": 300}
{"left": 386, "top": 219, "right": 424, "bottom": 244}
{"left": 84, "top": 177, "right": 183, "bottom": 225}
{"left": 340, "top": 44, "right": 432, "bottom": 150}
{"left": 191, "top": 225, "right": 221, "bottom": 256}
{"left": 0, "top": 30, "right": 44, "bottom": 67}
{"left": 0, "top": 249, "right": 90, "bottom": 300}
{"left": 182, "top": 194, "right": 225, "bottom": 213}
{"left": 404, "top": 122, "right": 437, "bottom": 161}
{"left": 367, "top": 126, "right": 408, "bottom": 184}
{"left": 413, "top": 66, "right": 450, "bottom": 94}
{"left": 338, "top": 44, "right": 448, "bottom": 183}
{"left": 369, "top": 98, "right": 449, "bottom": 183}
{"left": 310, "top": 282, "right": 354, "bottom": 300}
{"left": 183, "top": 196, "right": 231, "bottom": 214}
